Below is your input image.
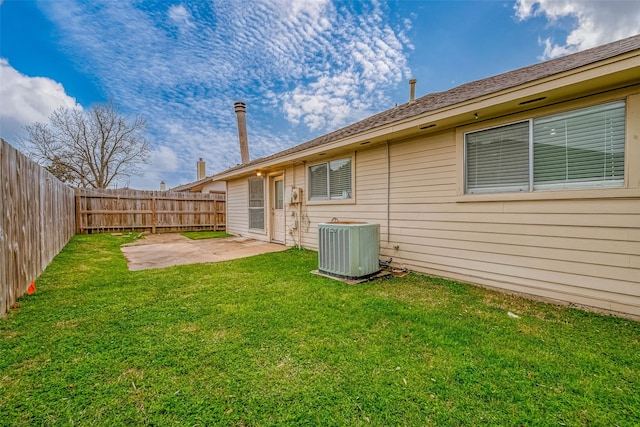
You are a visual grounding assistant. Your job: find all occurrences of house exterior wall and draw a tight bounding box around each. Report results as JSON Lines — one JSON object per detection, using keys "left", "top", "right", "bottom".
{"left": 225, "top": 87, "right": 640, "bottom": 318}
{"left": 226, "top": 179, "right": 250, "bottom": 237}
{"left": 298, "top": 147, "right": 389, "bottom": 248}
{"left": 227, "top": 171, "right": 295, "bottom": 243}
{"left": 201, "top": 181, "right": 226, "bottom": 193}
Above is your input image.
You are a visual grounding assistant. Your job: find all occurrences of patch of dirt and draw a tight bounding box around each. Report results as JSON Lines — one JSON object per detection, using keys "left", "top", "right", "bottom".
{"left": 120, "top": 234, "right": 287, "bottom": 271}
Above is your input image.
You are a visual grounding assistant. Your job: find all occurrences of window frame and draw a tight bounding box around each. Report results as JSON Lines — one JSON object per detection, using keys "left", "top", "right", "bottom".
{"left": 464, "top": 119, "right": 532, "bottom": 194}
{"left": 463, "top": 101, "right": 626, "bottom": 195}
{"left": 532, "top": 101, "right": 626, "bottom": 191}
{"left": 248, "top": 177, "right": 265, "bottom": 231}
{"left": 307, "top": 155, "right": 355, "bottom": 204}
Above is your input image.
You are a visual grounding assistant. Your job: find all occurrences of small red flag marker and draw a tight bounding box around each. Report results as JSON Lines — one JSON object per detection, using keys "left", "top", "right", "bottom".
{"left": 27, "top": 281, "right": 36, "bottom": 295}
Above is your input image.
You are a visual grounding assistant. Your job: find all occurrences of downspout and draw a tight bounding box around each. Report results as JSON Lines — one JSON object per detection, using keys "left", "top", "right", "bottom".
{"left": 288, "top": 162, "right": 300, "bottom": 249}
{"left": 386, "top": 140, "right": 390, "bottom": 243}
{"left": 298, "top": 163, "right": 302, "bottom": 249}
{"left": 300, "top": 161, "right": 306, "bottom": 249}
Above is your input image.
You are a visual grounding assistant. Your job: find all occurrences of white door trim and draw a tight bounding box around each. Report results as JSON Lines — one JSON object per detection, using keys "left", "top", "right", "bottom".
{"left": 270, "top": 174, "right": 285, "bottom": 244}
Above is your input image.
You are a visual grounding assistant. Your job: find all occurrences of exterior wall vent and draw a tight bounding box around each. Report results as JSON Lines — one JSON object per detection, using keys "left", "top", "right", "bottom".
{"left": 318, "top": 222, "right": 380, "bottom": 279}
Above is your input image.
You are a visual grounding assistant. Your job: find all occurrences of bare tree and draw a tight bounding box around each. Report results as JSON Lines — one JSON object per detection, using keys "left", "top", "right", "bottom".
{"left": 22, "top": 101, "right": 150, "bottom": 188}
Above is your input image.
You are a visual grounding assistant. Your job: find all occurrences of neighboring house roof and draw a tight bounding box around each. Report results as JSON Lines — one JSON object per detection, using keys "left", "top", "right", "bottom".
{"left": 170, "top": 176, "right": 213, "bottom": 192}
{"left": 215, "top": 34, "right": 640, "bottom": 178}
{"left": 171, "top": 176, "right": 226, "bottom": 193}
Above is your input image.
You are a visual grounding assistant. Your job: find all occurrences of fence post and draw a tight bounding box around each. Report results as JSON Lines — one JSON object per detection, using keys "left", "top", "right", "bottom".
{"left": 75, "top": 194, "right": 82, "bottom": 234}
{"left": 213, "top": 200, "right": 218, "bottom": 230}
{"left": 151, "top": 196, "right": 157, "bottom": 234}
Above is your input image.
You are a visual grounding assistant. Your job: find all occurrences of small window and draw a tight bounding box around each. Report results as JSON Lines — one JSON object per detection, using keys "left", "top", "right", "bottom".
{"left": 465, "top": 121, "right": 530, "bottom": 194}
{"left": 309, "top": 163, "right": 328, "bottom": 199}
{"left": 248, "top": 178, "right": 264, "bottom": 230}
{"left": 275, "top": 179, "right": 284, "bottom": 210}
{"left": 309, "top": 157, "right": 352, "bottom": 201}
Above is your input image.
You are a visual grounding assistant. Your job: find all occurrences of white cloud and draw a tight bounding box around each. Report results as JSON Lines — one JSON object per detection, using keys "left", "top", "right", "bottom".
{"left": 515, "top": 0, "right": 640, "bottom": 59}
{"left": 286, "top": 0, "right": 329, "bottom": 18}
{"left": 167, "top": 4, "right": 195, "bottom": 30}
{"left": 274, "top": 2, "right": 411, "bottom": 130}
{"left": 151, "top": 145, "right": 179, "bottom": 173}
{"left": 0, "top": 59, "right": 80, "bottom": 141}
{"left": 37, "top": 0, "right": 412, "bottom": 188}
{"left": 282, "top": 72, "right": 359, "bottom": 131}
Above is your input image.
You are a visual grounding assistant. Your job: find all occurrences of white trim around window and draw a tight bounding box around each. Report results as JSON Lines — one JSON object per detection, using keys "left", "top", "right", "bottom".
{"left": 307, "top": 155, "right": 355, "bottom": 203}
{"left": 248, "top": 177, "right": 265, "bottom": 230}
{"left": 464, "top": 100, "right": 626, "bottom": 195}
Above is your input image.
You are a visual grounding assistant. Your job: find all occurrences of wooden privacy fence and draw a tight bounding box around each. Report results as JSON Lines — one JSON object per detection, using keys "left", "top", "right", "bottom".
{"left": 75, "top": 188, "right": 226, "bottom": 233}
{"left": 1, "top": 138, "right": 227, "bottom": 316}
{"left": 1, "top": 139, "right": 76, "bottom": 317}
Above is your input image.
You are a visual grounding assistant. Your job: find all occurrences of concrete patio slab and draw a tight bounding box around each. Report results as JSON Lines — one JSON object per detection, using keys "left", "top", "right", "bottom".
{"left": 121, "top": 234, "right": 287, "bottom": 271}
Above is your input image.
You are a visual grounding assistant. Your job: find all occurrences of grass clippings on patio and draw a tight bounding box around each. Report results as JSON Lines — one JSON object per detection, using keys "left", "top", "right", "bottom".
{"left": 180, "top": 231, "right": 233, "bottom": 240}
{"left": 1, "top": 234, "right": 638, "bottom": 426}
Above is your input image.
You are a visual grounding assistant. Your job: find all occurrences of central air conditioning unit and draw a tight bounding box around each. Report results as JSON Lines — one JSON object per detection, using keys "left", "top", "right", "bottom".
{"left": 318, "top": 222, "right": 380, "bottom": 279}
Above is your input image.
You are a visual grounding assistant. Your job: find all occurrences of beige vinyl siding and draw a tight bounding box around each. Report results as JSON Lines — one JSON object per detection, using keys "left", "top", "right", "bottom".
{"left": 384, "top": 92, "right": 640, "bottom": 317}
{"left": 294, "top": 90, "right": 639, "bottom": 317}
{"left": 299, "top": 147, "right": 390, "bottom": 250}
{"left": 288, "top": 163, "right": 314, "bottom": 249}
{"left": 354, "top": 147, "right": 388, "bottom": 205}
{"left": 229, "top": 166, "right": 301, "bottom": 244}
{"left": 226, "top": 179, "right": 249, "bottom": 237}
{"left": 279, "top": 166, "right": 298, "bottom": 246}
{"left": 223, "top": 87, "right": 639, "bottom": 317}
{"left": 227, "top": 178, "right": 269, "bottom": 240}
{"left": 388, "top": 188, "right": 639, "bottom": 316}
{"left": 389, "top": 132, "right": 458, "bottom": 201}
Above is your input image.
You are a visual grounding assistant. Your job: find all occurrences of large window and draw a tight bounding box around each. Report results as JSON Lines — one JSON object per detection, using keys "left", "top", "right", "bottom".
{"left": 248, "top": 178, "right": 264, "bottom": 230}
{"left": 465, "top": 101, "right": 625, "bottom": 194}
{"left": 533, "top": 102, "right": 625, "bottom": 190}
{"left": 309, "top": 158, "right": 352, "bottom": 201}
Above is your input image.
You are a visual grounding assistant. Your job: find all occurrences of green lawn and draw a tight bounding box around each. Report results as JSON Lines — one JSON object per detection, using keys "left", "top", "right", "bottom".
{"left": 1, "top": 234, "right": 638, "bottom": 426}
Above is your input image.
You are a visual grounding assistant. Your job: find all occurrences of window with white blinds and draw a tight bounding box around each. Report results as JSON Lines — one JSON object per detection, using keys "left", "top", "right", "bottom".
{"left": 533, "top": 101, "right": 625, "bottom": 190}
{"left": 329, "top": 158, "right": 352, "bottom": 199}
{"left": 309, "top": 163, "right": 328, "bottom": 200}
{"left": 466, "top": 121, "right": 530, "bottom": 194}
{"left": 248, "top": 178, "right": 264, "bottom": 230}
{"left": 308, "top": 158, "right": 352, "bottom": 201}
{"left": 465, "top": 101, "right": 626, "bottom": 194}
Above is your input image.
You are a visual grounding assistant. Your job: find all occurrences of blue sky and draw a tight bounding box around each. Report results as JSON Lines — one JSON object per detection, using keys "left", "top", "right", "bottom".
{"left": 1, "top": 0, "right": 639, "bottom": 190}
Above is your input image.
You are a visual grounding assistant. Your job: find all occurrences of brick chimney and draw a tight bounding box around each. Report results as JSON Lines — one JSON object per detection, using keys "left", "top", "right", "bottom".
{"left": 197, "top": 157, "right": 206, "bottom": 180}
{"left": 234, "top": 102, "right": 250, "bottom": 164}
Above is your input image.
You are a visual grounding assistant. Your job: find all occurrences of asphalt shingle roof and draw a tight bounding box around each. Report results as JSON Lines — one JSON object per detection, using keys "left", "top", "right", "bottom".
{"left": 218, "top": 34, "right": 640, "bottom": 177}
